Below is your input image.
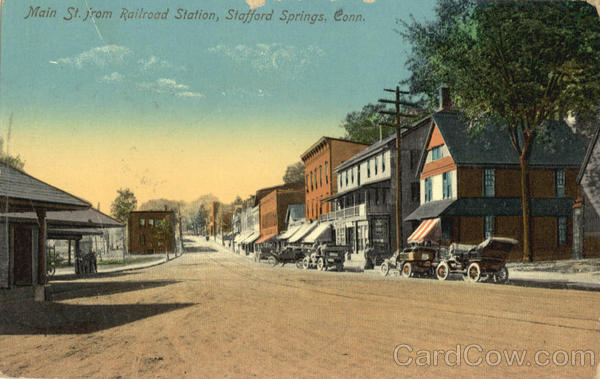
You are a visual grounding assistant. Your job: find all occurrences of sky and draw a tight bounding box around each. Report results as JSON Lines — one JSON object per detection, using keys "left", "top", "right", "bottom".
{"left": 0, "top": 0, "right": 437, "bottom": 211}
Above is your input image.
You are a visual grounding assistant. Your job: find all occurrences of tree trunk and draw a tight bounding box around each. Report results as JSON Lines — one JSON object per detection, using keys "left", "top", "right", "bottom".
{"left": 520, "top": 157, "right": 533, "bottom": 262}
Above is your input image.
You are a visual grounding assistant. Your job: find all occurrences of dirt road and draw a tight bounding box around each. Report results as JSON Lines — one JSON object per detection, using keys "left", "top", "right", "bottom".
{"left": 1, "top": 239, "right": 599, "bottom": 378}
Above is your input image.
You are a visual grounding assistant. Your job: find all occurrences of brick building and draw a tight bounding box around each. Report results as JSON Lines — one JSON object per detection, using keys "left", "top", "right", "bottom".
{"left": 301, "top": 137, "right": 368, "bottom": 221}
{"left": 406, "top": 106, "right": 586, "bottom": 261}
{"left": 127, "top": 210, "right": 176, "bottom": 254}
{"left": 257, "top": 188, "right": 305, "bottom": 244}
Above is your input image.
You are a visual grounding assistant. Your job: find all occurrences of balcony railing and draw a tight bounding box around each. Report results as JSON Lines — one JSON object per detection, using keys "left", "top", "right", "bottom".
{"left": 319, "top": 204, "right": 366, "bottom": 222}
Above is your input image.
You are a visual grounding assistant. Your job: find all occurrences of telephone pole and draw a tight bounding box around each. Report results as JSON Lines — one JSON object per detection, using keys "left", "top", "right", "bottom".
{"left": 378, "top": 87, "right": 418, "bottom": 252}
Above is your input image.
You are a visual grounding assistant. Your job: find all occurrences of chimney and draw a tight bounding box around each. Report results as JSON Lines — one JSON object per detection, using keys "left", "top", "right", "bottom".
{"left": 439, "top": 86, "right": 452, "bottom": 111}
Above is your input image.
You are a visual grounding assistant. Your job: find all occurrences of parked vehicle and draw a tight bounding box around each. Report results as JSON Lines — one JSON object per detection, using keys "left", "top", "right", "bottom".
{"left": 380, "top": 244, "right": 440, "bottom": 278}
{"left": 303, "top": 243, "right": 348, "bottom": 272}
{"left": 435, "top": 237, "right": 518, "bottom": 283}
{"left": 262, "top": 245, "right": 306, "bottom": 268}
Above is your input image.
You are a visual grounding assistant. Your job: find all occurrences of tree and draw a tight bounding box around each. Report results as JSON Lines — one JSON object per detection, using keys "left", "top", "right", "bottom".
{"left": 154, "top": 218, "right": 175, "bottom": 258}
{"left": 0, "top": 137, "right": 24, "bottom": 170}
{"left": 139, "top": 198, "right": 184, "bottom": 212}
{"left": 340, "top": 104, "right": 396, "bottom": 145}
{"left": 283, "top": 162, "right": 305, "bottom": 187}
{"left": 110, "top": 188, "right": 137, "bottom": 223}
{"left": 401, "top": 0, "right": 600, "bottom": 261}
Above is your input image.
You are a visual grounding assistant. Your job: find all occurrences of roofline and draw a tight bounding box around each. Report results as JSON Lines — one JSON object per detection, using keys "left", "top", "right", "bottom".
{"left": 0, "top": 163, "right": 91, "bottom": 209}
{"left": 416, "top": 119, "right": 437, "bottom": 180}
{"left": 577, "top": 125, "right": 600, "bottom": 184}
{"left": 129, "top": 210, "right": 176, "bottom": 214}
{"left": 300, "top": 136, "right": 368, "bottom": 161}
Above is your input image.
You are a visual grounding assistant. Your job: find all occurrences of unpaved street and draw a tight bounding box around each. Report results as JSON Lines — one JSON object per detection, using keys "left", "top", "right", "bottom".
{"left": 1, "top": 239, "right": 599, "bottom": 378}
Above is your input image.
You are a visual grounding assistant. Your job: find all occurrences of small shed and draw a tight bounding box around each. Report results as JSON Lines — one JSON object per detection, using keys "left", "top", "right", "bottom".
{"left": 0, "top": 165, "right": 90, "bottom": 300}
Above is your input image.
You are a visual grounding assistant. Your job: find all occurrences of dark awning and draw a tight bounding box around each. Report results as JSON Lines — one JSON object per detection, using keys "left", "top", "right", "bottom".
{"left": 404, "top": 199, "right": 456, "bottom": 221}
{"left": 406, "top": 197, "right": 574, "bottom": 221}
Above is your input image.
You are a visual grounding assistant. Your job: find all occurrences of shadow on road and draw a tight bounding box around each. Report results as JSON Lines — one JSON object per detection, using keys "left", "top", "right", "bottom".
{"left": 0, "top": 301, "right": 195, "bottom": 335}
{"left": 48, "top": 280, "right": 179, "bottom": 301}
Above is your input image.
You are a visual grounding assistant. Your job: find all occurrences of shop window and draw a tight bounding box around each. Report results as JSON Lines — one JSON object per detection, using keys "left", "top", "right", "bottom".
{"left": 558, "top": 217, "right": 567, "bottom": 245}
{"left": 442, "top": 218, "right": 453, "bottom": 242}
{"left": 484, "top": 216, "right": 494, "bottom": 239}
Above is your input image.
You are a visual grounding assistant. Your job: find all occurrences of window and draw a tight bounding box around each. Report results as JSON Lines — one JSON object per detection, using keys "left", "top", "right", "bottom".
{"left": 431, "top": 146, "right": 443, "bottom": 161}
{"left": 319, "top": 165, "right": 322, "bottom": 187}
{"left": 483, "top": 169, "right": 495, "bottom": 197}
{"left": 367, "top": 160, "right": 371, "bottom": 178}
{"left": 424, "top": 178, "right": 432, "bottom": 202}
{"left": 314, "top": 168, "right": 318, "bottom": 188}
{"left": 484, "top": 216, "right": 494, "bottom": 239}
{"left": 339, "top": 174, "right": 342, "bottom": 188}
{"left": 306, "top": 175, "right": 309, "bottom": 193}
{"left": 139, "top": 218, "right": 145, "bottom": 227}
{"left": 351, "top": 168, "right": 354, "bottom": 184}
{"left": 558, "top": 217, "right": 567, "bottom": 245}
{"left": 345, "top": 170, "right": 348, "bottom": 186}
{"left": 375, "top": 156, "right": 379, "bottom": 175}
{"left": 442, "top": 218, "right": 453, "bottom": 242}
{"left": 325, "top": 162, "right": 328, "bottom": 184}
{"left": 357, "top": 165, "right": 361, "bottom": 186}
{"left": 310, "top": 171, "right": 313, "bottom": 191}
{"left": 442, "top": 172, "right": 452, "bottom": 199}
{"left": 382, "top": 153, "right": 386, "bottom": 172}
{"left": 556, "top": 170, "right": 565, "bottom": 197}
{"left": 148, "top": 219, "right": 154, "bottom": 227}
{"left": 411, "top": 182, "right": 420, "bottom": 202}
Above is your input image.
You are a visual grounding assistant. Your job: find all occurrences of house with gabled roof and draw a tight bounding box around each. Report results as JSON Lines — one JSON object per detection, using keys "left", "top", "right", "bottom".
{"left": 0, "top": 165, "right": 90, "bottom": 300}
{"left": 406, "top": 92, "right": 587, "bottom": 261}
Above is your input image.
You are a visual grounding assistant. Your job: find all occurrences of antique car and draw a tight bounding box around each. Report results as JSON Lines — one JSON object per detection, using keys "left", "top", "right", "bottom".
{"left": 262, "top": 245, "right": 307, "bottom": 268}
{"left": 435, "top": 237, "right": 518, "bottom": 282}
{"left": 380, "top": 244, "right": 440, "bottom": 278}
{"left": 303, "top": 243, "right": 348, "bottom": 272}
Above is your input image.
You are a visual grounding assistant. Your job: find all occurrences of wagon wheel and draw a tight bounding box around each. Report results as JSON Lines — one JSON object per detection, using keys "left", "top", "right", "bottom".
{"left": 401, "top": 262, "right": 412, "bottom": 278}
{"left": 317, "top": 257, "right": 326, "bottom": 271}
{"left": 295, "top": 258, "right": 304, "bottom": 269}
{"left": 302, "top": 256, "right": 311, "bottom": 270}
{"left": 494, "top": 266, "right": 509, "bottom": 283}
{"left": 268, "top": 256, "right": 277, "bottom": 266}
{"left": 465, "top": 262, "right": 481, "bottom": 282}
{"left": 380, "top": 261, "right": 390, "bottom": 277}
{"left": 436, "top": 261, "right": 449, "bottom": 281}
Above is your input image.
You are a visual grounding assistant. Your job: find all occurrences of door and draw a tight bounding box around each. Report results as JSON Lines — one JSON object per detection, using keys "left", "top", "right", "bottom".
{"left": 13, "top": 226, "right": 33, "bottom": 286}
{"left": 346, "top": 227, "right": 355, "bottom": 254}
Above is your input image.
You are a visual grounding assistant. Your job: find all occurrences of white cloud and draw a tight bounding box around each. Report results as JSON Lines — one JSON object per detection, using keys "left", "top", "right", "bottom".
{"left": 55, "top": 45, "right": 132, "bottom": 68}
{"left": 138, "top": 78, "right": 204, "bottom": 99}
{"left": 208, "top": 43, "right": 324, "bottom": 73}
{"left": 100, "top": 72, "right": 123, "bottom": 82}
{"left": 176, "top": 91, "right": 205, "bottom": 98}
{"left": 138, "top": 55, "right": 172, "bottom": 70}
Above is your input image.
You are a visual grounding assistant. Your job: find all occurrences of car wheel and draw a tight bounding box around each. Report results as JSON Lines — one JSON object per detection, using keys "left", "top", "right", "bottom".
{"left": 401, "top": 262, "right": 412, "bottom": 278}
{"left": 465, "top": 262, "right": 481, "bottom": 282}
{"left": 436, "top": 261, "right": 449, "bottom": 281}
{"left": 380, "top": 261, "right": 390, "bottom": 276}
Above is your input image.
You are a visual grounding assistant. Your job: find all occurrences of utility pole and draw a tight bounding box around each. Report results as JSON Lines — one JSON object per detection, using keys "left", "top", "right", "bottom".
{"left": 378, "top": 87, "right": 417, "bottom": 252}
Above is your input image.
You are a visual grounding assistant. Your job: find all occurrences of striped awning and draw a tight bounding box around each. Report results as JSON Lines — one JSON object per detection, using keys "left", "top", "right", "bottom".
{"left": 407, "top": 218, "right": 441, "bottom": 244}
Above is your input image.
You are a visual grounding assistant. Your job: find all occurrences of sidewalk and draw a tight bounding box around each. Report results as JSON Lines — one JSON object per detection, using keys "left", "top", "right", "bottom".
{"left": 507, "top": 268, "right": 600, "bottom": 291}
{"left": 52, "top": 254, "right": 176, "bottom": 279}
